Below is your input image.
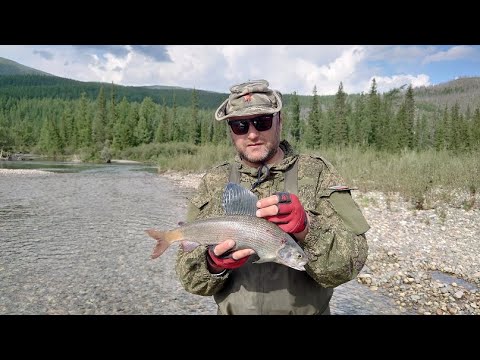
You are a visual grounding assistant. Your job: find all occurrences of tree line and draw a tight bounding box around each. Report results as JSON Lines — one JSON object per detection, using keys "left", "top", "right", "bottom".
{"left": 1, "top": 78, "right": 479, "bottom": 161}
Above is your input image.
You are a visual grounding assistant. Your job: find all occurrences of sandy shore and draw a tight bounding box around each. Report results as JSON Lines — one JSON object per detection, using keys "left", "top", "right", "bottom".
{"left": 160, "top": 171, "right": 480, "bottom": 315}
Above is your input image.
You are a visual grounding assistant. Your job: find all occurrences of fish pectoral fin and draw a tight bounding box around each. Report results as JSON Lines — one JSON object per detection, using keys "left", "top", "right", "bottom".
{"left": 181, "top": 241, "right": 200, "bottom": 252}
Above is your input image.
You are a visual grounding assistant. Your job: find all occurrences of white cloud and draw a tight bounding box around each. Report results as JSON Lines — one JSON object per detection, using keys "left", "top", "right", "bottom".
{"left": 87, "top": 50, "right": 133, "bottom": 84}
{"left": 369, "top": 74, "right": 431, "bottom": 93}
{"left": 422, "top": 45, "right": 476, "bottom": 64}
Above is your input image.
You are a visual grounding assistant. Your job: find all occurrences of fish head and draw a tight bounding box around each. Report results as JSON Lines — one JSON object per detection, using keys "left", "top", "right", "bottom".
{"left": 276, "top": 239, "right": 308, "bottom": 271}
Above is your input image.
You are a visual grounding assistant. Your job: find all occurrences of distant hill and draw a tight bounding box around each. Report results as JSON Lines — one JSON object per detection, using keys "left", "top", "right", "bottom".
{"left": 414, "top": 77, "right": 480, "bottom": 113}
{"left": 0, "top": 57, "right": 228, "bottom": 109}
{"left": 0, "top": 57, "right": 52, "bottom": 76}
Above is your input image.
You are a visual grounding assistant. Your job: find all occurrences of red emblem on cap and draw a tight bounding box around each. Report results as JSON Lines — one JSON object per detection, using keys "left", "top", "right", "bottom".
{"left": 243, "top": 93, "right": 252, "bottom": 102}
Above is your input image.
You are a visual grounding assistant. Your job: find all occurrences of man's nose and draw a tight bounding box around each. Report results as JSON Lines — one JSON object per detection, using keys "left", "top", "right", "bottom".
{"left": 247, "top": 124, "right": 260, "bottom": 139}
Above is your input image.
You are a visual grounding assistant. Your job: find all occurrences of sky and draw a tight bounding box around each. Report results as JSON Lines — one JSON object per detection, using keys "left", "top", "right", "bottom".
{"left": 1, "top": 45, "right": 479, "bottom": 96}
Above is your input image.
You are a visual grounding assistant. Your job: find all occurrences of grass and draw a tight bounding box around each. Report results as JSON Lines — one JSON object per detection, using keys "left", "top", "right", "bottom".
{"left": 301, "top": 146, "right": 479, "bottom": 210}
{"left": 121, "top": 142, "right": 479, "bottom": 209}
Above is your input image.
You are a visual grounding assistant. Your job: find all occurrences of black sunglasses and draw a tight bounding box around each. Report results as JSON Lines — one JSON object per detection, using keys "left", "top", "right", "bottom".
{"left": 228, "top": 114, "right": 274, "bottom": 135}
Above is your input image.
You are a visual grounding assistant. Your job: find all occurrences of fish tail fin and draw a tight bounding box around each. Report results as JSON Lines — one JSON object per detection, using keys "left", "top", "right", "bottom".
{"left": 145, "top": 228, "right": 183, "bottom": 259}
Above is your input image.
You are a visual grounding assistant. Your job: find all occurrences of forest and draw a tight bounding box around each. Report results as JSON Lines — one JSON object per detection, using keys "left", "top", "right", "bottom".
{"left": 1, "top": 75, "right": 479, "bottom": 161}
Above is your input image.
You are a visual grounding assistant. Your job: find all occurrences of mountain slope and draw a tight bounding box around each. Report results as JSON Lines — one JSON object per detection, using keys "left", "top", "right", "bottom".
{"left": 414, "top": 77, "right": 480, "bottom": 113}
{"left": 0, "top": 57, "right": 52, "bottom": 76}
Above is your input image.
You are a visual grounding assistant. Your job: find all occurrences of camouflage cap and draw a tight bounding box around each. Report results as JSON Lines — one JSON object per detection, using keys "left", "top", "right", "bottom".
{"left": 215, "top": 79, "right": 283, "bottom": 121}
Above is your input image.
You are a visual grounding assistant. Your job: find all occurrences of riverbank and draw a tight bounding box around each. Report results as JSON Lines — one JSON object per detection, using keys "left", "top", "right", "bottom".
{"left": 0, "top": 169, "right": 53, "bottom": 176}
{"left": 160, "top": 171, "right": 480, "bottom": 315}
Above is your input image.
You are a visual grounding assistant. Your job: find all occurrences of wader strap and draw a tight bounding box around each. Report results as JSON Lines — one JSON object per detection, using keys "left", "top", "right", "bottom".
{"left": 284, "top": 157, "right": 298, "bottom": 195}
{"left": 228, "top": 157, "right": 298, "bottom": 194}
{"left": 229, "top": 163, "right": 241, "bottom": 184}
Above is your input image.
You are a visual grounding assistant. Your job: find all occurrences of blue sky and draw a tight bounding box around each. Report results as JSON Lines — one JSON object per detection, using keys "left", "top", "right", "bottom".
{"left": 1, "top": 45, "right": 479, "bottom": 96}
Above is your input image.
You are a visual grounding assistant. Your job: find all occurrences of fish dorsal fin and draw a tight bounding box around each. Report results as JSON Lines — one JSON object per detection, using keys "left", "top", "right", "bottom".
{"left": 223, "top": 182, "right": 258, "bottom": 216}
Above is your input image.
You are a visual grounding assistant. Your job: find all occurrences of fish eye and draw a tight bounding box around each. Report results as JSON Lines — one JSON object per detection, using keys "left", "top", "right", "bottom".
{"left": 296, "top": 253, "right": 303, "bottom": 259}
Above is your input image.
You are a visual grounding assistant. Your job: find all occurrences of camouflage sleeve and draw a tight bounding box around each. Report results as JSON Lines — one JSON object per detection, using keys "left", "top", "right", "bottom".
{"left": 175, "top": 244, "right": 230, "bottom": 296}
{"left": 174, "top": 167, "right": 231, "bottom": 296}
{"left": 297, "top": 155, "right": 370, "bottom": 288}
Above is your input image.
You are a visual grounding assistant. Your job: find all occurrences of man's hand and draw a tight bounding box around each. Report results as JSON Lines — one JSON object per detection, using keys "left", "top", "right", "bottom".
{"left": 256, "top": 192, "right": 308, "bottom": 235}
{"left": 206, "top": 240, "right": 255, "bottom": 273}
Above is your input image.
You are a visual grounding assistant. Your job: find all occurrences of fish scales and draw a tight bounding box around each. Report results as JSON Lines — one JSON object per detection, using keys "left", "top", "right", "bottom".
{"left": 176, "top": 215, "right": 292, "bottom": 258}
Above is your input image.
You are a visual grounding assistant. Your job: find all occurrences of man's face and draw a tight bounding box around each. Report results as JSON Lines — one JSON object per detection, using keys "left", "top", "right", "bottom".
{"left": 228, "top": 112, "right": 282, "bottom": 166}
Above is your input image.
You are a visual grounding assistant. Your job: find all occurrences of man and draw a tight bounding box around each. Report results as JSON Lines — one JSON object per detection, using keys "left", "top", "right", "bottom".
{"left": 175, "top": 79, "right": 370, "bottom": 315}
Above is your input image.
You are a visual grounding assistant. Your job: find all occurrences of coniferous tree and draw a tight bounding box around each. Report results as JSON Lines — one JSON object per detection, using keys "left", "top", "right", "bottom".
{"left": 200, "top": 112, "right": 212, "bottom": 145}
{"left": 76, "top": 92, "right": 92, "bottom": 148}
{"left": 112, "top": 97, "right": 131, "bottom": 150}
{"left": 333, "top": 82, "right": 348, "bottom": 147}
{"left": 155, "top": 100, "right": 170, "bottom": 143}
{"left": 404, "top": 85, "right": 415, "bottom": 149}
{"left": 289, "top": 91, "right": 301, "bottom": 143}
{"left": 64, "top": 102, "right": 77, "bottom": 151}
{"left": 449, "top": 102, "right": 461, "bottom": 151}
{"left": 170, "top": 93, "right": 181, "bottom": 142}
{"left": 38, "top": 116, "right": 63, "bottom": 157}
{"left": 353, "top": 93, "right": 369, "bottom": 147}
{"left": 434, "top": 105, "right": 449, "bottom": 151}
{"left": 305, "top": 85, "right": 321, "bottom": 148}
{"left": 0, "top": 111, "right": 13, "bottom": 152}
{"left": 189, "top": 88, "right": 200, "bottom": 144}
{"left": 212, "top": 117, "right": 227, "bottom": 144}
{"left": 367, "top": 78, "right": 381, "bottom": 148}
{"left": 415, "top": 113, "right": 428, "bottom": 150}
{"left": 470, "top": 107, "right": 480, "bottom": 149}
{"left": 106, "top": 82, "right": 117, "bottom": 142}
{"left": 92, "top": 86, "right": 107, "bottom": 147}
{"left": 128, "top": 103, "right": 140, "bottom": 147}
{"left": 135, "top": 98, "right": 154, "bottom": 145}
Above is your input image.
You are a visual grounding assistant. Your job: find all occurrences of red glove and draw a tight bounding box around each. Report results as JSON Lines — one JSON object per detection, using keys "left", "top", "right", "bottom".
{"left": 265, "top": 192, "right": 307, "bottom": 234}
{"left": 206, "top": 245, "right": 250, "bottom": 271}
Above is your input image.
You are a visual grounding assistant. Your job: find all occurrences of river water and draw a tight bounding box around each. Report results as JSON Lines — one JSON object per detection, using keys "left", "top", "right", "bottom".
{"left": 0, "top": 161, "right": 403, "bottom": 315}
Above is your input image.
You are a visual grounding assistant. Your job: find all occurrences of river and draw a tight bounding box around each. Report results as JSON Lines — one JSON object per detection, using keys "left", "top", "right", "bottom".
{"left": 0, "top": 161, "right": 405, "bottom": 315}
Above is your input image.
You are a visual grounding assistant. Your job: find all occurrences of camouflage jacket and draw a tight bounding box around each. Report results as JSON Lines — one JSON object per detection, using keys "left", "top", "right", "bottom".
{"left": 175, "top": 140, "right": 369, "bottom": 315}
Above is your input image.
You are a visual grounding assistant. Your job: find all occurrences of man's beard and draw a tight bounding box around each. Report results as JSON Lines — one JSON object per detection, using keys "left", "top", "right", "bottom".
{"left": 238, "top": 145, "right": 278, "bottom": 165}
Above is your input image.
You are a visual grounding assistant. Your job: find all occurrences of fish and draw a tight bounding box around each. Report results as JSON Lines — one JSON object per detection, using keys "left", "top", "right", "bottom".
{"left": 145, "top": 182, "right": 308, "bottom": 271}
